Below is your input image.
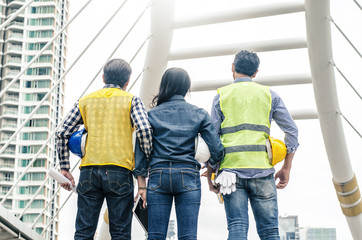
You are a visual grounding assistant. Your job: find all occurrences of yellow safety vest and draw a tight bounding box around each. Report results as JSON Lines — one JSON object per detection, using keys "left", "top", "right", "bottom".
{"left": 218, "top": 81, "right": 272, "bottom": 169}
{"left": 79, "top": 87, "right": 134, "bottom": 170}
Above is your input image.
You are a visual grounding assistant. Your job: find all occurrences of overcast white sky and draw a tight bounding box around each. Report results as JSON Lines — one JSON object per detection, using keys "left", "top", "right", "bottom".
{"left": 58, "top": 0, "right": 362, "bottom": 239}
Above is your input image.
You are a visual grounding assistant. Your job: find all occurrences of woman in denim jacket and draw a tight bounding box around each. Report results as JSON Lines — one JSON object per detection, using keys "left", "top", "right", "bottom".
{"left": 134, "top": 68, "right": 224, "bottom": 240}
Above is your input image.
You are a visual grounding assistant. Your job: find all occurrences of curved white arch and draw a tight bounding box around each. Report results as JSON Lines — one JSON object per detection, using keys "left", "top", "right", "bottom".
{"left": 305, "top": 0, "right": 362, "bottom": 238}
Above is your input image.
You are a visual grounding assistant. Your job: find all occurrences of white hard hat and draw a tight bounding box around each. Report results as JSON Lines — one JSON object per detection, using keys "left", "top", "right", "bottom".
{"left": 195, "top": 135, "right": 211, "bottom": 163}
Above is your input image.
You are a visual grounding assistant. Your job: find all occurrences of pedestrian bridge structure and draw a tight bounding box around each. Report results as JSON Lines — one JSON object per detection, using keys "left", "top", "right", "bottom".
{"left": 0, "top": 0, "right": 361, "bottom": 239}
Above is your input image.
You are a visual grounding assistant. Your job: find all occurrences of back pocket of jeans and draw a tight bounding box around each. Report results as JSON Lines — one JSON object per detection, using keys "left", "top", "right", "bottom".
{"left": 181, "top": 170, "right": 199, "bottom": 191}
{"left": 255, "top": 176, "right": 276, "bottom": 198}
{"left": 77, "top": 169, "right": 93, "bottom": 195}
{"left": 148, "top": 170, "right": 162, "bottom": 190}
{"left": 107, "top": 170, "right": 131, "bottom": 196}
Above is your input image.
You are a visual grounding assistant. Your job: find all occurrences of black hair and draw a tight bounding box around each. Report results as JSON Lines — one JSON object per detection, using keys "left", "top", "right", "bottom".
{"left": 152, "top": 68, "right": 191, "bottom": 107}
{"left": 234, "top": 50, "right": 260, "bottom": 77}
{"left": 103, "top": 59, "right": 132, "bottom": 88}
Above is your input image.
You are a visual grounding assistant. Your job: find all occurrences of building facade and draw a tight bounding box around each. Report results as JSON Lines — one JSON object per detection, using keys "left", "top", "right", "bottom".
{"left": 0, "top": 0, "right": 68, "bottom": 239}
{"left": 279, "top": 215, "right": 300, "bottom": 240}
{"left": 304, "top": 228, "right": 337, "bottom": 240}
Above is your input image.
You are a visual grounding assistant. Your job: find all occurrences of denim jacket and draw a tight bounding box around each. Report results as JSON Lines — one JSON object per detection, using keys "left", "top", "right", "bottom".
{"left": 134, "top": 95, "right": 224, "bottom": 177}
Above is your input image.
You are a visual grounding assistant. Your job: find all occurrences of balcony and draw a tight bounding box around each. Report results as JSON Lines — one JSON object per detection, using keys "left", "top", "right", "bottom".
{"left": 3, "top": 109, "right": 18, "bottom": 115}
{"left": 0, "top": 191, "right": 13, "bottom": 196}
{"left": 0, "top": 163, "right": 15, "bottom": 169}
{"left": 2, "top": 96, "right": 19, "bottom": 103}
{"left": 6, "top": 33, "right": 23, "bottom": 42}
{"left": 0, "top": 177, "right": 14, "bottom": 182}
{"left": 7, "top": 45, "right": 23, "bottom": 52}
{"left": 7, "top": 21, "right": 24, "bottom": 30}
{"left": 0, "top": 137, "right": 16, "bottom": 143}
{"left": 1, "top": 124, "right": 17, "bottom": 130}
{"left": 3, "top": 70, "right": 20, "bottom": 78}
{"left": 7, "top": 9, "right": 25, "bottom": 18}
{"left": 4, "top": 58, "right": 22, "bottom": 68}
{"left": 8, "top": 0, "right": 26, "bottom": 8}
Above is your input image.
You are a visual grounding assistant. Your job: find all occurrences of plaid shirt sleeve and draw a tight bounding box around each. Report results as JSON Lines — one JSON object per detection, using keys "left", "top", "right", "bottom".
{"left": 56, "top": 101, "right": 84, "bottom": 170}
{"left": 130, "top": 96, "right": 152, "bottom": 158}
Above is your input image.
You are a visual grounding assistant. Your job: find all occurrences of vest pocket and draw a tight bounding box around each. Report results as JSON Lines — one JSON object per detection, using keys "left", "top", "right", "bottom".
{"left": 77, "top": 169, "right": 93, "bottom": 195}
{"left": 107, "top": 170, "right": 131, "bottom": 196}
{"left": 181, "top": 170, "right": 199, "bottom": 191}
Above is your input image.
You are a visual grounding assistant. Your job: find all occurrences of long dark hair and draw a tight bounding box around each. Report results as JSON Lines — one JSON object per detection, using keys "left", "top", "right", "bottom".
{"left": 152, "top": 68, "right": 191, "bottom": 107}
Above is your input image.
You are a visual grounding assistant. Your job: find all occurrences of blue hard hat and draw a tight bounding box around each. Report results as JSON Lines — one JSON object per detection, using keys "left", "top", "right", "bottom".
{"left": 69, "top": 128, "right": 87, "bottom": 158}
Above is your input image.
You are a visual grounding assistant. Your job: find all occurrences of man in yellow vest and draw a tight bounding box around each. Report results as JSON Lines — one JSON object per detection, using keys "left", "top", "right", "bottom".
{"left": 209, "top": 50, "right": 299, "bottom": 239}
{"left": 56, "top": 59, "right": 152, "bottom": 239}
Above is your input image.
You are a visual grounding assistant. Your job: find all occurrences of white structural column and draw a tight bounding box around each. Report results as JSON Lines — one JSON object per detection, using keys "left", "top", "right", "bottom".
{"left": 305, "top": 0, "right": 362, "bottom": 238}
{"left": 139, "top": 0, "right": 175, "bottom": 107}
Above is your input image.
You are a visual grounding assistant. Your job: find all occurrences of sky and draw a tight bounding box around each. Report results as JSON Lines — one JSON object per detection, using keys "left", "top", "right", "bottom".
{"left": 58, "top": 0, "right": 362, "bottom": 239}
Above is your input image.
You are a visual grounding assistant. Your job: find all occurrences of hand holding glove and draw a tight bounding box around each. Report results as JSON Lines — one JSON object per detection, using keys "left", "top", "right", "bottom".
{"left": 215, "top": 171, "right": 236, "bottom": 195}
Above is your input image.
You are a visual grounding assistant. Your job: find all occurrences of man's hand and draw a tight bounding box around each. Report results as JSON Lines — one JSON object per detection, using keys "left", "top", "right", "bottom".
{"left": 60, "top": 169, "right": 75, "bottom": 191}
{"left": 275, "top": 167, "right": 290, "bottom": 189}
{"left": 274, "top": 152, "right": 294, "bottom": 189}
{"left": 206, "top": 164, "right": 220, "bottom": 193}
{"left": 209, "top": 183, "right": 220, "bottom": 194}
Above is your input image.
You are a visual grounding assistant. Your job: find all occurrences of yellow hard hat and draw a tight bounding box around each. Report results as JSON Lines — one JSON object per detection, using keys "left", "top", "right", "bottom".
{"left": 266, "top": 137, "right": 287, "bottom": 166}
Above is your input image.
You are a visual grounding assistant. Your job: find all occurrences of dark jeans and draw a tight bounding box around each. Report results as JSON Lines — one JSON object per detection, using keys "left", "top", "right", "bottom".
{"left": 147, "top": 162, "right": 201, "bottom": 240}
{"left": 75, "top": 165, "right": 134, "bottom": 240}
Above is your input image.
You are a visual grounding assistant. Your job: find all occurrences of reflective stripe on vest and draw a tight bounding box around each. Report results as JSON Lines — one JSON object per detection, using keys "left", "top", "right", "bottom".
{"left": 79, "top": 88, "right": 134, "bottom": 170}
{"left": 218, "top": 81, "right": 272, "bottom": 169}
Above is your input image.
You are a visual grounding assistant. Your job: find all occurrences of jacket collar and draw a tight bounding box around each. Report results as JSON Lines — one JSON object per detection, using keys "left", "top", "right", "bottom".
{"left": 168, "top": 95, "right": 185, "bottom": 101}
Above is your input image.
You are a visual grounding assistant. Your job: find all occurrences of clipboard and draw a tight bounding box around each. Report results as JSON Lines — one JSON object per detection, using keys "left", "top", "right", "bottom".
{"left": 133, "top": 195, "right": 148, "bottom": 234}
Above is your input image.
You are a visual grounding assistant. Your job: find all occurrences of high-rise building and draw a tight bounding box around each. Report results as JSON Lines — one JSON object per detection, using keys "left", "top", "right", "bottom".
{"left": 279, "top": 215, "right": 300, "bottom": 240}
{"left": 0, "top": 0, "right": 68, "bottom": 239}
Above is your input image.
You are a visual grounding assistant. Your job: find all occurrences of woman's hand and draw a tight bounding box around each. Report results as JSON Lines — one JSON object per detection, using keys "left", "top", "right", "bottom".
{"left": 135, "top": 175, "right": 147, "bottom": 208}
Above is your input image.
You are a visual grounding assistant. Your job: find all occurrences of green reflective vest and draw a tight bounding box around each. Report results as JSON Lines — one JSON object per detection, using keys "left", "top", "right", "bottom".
{"left": 218, "top": 81, "right": 273, "bottom": 169}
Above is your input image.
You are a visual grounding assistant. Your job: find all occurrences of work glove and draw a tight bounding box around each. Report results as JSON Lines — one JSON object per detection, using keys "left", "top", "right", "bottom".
{"left": 215, "top": 171, "right": 236, "bottom": 195}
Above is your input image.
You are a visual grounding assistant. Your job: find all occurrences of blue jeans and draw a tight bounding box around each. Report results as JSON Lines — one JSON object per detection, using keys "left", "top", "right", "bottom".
{"left": 75, "top": 166, "right": 134, "bottom": 240}
{"left": 147, "top": 162, "right": 201, "bottom": 240}
{"left": 223, "top": 174, "right": 280, "bottom": 240}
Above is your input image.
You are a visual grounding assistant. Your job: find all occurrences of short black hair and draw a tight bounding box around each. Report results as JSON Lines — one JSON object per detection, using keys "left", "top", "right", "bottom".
{"left": 234, "top": 50, "right": 260, "bottom": 77}
{"left": 103, "top": 59, "right": 132, "bottom": 88}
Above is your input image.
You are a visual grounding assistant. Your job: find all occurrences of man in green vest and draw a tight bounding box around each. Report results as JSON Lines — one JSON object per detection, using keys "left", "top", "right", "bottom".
{"left": 208, "top": 50, "right": 299, "bottom": 239}
{"left": 57, "top": 59, "right": 152, "bottom": 239}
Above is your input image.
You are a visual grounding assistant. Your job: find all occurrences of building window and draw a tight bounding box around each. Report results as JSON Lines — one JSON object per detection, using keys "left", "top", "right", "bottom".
{"left": 21, "top": 214, "right": 43, "bottom": 223}
{"left": 23, "top": 106, "right": 49, "bottom": 114}
{"left": 28, "top": 18, "right": 53, "bottom": 26}
{"left": 18, "top": 186, "right": 44, "bottom": 195}
{"left": 26, "top": 67, "right": 51, "bottom": 76}
{"left": 2, "top": 172, "right": 14, "bottom": 181}
{"left": 24, "top": 119, "right": 49, "bottom": 128}
{"left": 29, "top": 6, "right": 55, "bottom": 14}
{"left": 18, "top": 200, "right": 44, "bottom": 209}
{"left": 26, "top": 55, "right": 52, "bottom": 63}
{"left": 23, "top": 93, "right": 47, "bottom": 101}
{"left": 20, "top": 146, "right": 46, "bottom": 154}
{"left": 21, "top": 132, "right": 48, "bottom": 141}
{"left": 27, "top": 43, "right": 51, "bottom": 51}
{"left": 18, "top": 159, "right": 46, "bottom": 167}
{"left": 21, "top": 172, "right": 46, "bottom": 181}
{"left": 28, "top": 30, "right": 53, "bottom": 38}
